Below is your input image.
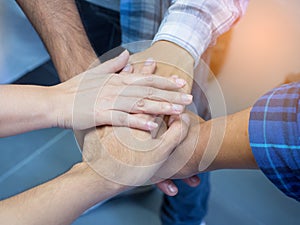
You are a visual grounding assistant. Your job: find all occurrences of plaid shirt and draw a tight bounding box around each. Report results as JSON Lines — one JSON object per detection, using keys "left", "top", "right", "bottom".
{"left": 249, "top": 82, "right": 300, "bottom": 202}
{"left": 120, "top": 0, "right": 249, "bottom": 64}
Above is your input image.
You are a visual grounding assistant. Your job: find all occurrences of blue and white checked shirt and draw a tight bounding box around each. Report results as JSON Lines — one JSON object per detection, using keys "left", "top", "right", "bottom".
{"left": 120, "top": 0, "right": 249, "bottom": 65}
{"left": 249, "top": 82, "right": 300, "bottom": 201}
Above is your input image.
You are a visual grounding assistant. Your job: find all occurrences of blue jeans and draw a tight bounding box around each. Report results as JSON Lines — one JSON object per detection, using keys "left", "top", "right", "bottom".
{"left": 76, "top": 1, "right": 210, "bottom": 224}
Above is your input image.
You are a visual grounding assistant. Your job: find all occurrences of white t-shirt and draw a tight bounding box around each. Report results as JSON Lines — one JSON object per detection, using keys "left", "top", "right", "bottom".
{"left": 85, "top": 0, "right": 120, "bottom": 12}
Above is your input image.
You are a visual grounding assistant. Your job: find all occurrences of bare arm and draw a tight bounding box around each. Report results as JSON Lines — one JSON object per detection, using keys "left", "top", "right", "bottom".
{"left": 0, "top": 113, "right": 190, "bottom": 225}
{"left": 0, "top": 162, "right": 125, "bottom": 225}
{"left": 196, "top": 108, "right": 257, "bottom": 173}
{"left": 0, "top": 52, "right": 192, "bottom": 137}
{"left": 16, "top": 0, "right": 97, "bottom": 80}
{"left": 159, "top": 109, "right": 258, "bottom": 181}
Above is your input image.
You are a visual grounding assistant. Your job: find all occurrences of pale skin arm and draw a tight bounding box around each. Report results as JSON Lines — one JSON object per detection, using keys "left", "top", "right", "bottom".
{"left": 15, "top": 0, "right": 193, "bottom": 149}
{"left": 0, "top": 114, "right": 190, "bottom": 225}
{"left": 0, "top": 162, "right": 126, "bottom": 225}
{"left": 0, "top": 52, "right": 192, "bottom": 137}
{"left": 16, "top": 0, "right": 197, "bottom": 190}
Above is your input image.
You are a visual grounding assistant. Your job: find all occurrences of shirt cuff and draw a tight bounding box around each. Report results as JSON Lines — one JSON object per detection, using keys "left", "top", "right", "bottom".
{"left": 153, "top": 9, "right": 212, "bottom": 66}
{"left": 249, "top": 82, "right": 300, "bottom": 201}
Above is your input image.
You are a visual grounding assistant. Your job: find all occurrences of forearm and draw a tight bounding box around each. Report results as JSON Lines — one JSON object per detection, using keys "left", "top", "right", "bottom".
{"left": 0, "top": 162, "right": 125, "bottom": 225}
{"left": 16, "top": 0, "right": 97, "bottom": 81}
{"left": 0, "top": 85, "right": 54, "bottom": 137}
{"left": 202, "top": 108, "right": 258, "bottom": 171}
{"left": 175, "top": 109, "right": 258, "bottom": 178}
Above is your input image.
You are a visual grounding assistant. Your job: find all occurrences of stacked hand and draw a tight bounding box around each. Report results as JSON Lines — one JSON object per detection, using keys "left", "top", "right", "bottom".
{"left": 49, "top": 50, "right": 193, "bottom": 131}
{"left": 79, "top": 48, "right": 203, "bottom": 194}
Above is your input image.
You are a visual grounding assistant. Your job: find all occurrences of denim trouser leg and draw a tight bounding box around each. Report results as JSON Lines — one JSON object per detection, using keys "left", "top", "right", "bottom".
{"left": 161, "top": 78, "right": 211, "bottom": 225}
{"left": 161, "top": 173, "right": 210, "bottom": 225}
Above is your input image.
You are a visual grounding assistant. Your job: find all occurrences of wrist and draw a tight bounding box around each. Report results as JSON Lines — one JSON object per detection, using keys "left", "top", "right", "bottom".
{"left": 55, "top": 52, "right": 98, "bottom": 81}
{"left": 46, "top": 84, "right": 73, "bottom": 129}
{"left": 150, "top": 41, "right": 194, "bottom": 73}
{"left": 130, "top": 40, "right": 195, "bottom": 93}
{"left": 34, "top": 86, "right": 59, "bottom": 129}
{"left": 70, "top": 162, "right": 128, "bottom": 196}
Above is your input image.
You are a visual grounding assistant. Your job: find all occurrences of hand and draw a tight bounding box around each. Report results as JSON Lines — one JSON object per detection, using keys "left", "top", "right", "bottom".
{"left": 129, "top": 41, "right": 198, "bottom": 194}
{"left": 154, "top": 111, "right": 205, "bottom": 196}
{"left": 129, "top": 41, "right": 195, "bottom": 93}
{"left": 82, "top": 113, "right": 191, "bottom": 186}
{"left": 48, "top": 50, "right": 193, "bottom": 130}
{"left": 156, "top": 176, "right": 201, "bottom": 196}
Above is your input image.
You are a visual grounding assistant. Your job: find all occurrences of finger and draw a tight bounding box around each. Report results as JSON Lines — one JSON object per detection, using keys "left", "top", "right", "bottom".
{"left": 130, "top": 58, "right": 157, "bottom": 74}
{"left": 183, "top": 175, "right": 201, "bottom": 187}
{"left": 168, "top": 115, "right": 177, "bottom": 127}
{"left": 159, "top": 113, "right": 190, "bottom": 150}
{"left": 93, "top": 50, "right": 130, "bottom": 74}
{"left": 114, "top": 74, "right": 187, "bottom": 90}
{"left": 111, "top": 97, "right": 185, "bottom": 115}
{"left": 121, "top": 63, "right": 134, "bottom": 74}
{"left": 156, "top": 180, "right": 178, "bottom": 196}
{"left": 116, "top": 86, "right": 193, "bottom": 105}
{"left": 96, "top": 111, "right": 159, "bottom": 131}
{"left": 137, "top": 58, "right": 156, "bottom": 74}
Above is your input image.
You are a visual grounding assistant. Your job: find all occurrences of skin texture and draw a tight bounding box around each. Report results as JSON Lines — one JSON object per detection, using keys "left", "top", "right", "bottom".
{"left": 0, "top": 52, "right": 192, "bottom": 137}
{"left": 15, "top": 0, "right": 204, "bottom": 196}
{"left": 1, "top": 1, "right": 264, "bottom": 224}
{"left": 156, "top": 109, "right": 259, "bottom": 195}
{"left": 15, "top": 0, "right": 257, "bottom": 199}
{"left": 16, "top": 0, "right": 98, "bottom": 81}
{"left": 0, "top": 115, "right": 190, "bottom": 225}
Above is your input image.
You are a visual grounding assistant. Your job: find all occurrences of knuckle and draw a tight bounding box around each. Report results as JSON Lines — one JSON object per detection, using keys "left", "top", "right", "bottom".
{"left": 161, "top": 102, "right": 171, "bottom": 112}
{"left": 134, "top": 99, "right": 146, "bottom": 113}
{"left": 118, "top": 113, "right": 127, "bottom": 124}
{"left": 147, "top": 87, "right": 154, "bottom": 97}
{"left": 120, "top": 76, "right": 132, "bottom": 85}
{"left": 136, "top": 99, "right": 145, "bottom": 107}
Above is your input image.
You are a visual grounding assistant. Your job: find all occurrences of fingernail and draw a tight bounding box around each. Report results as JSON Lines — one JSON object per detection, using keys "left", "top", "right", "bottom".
{"left": 168, "top": 184, "right": 177, "bottom": 193}
{"left": 119, "top": 50, "right": 129, "bottom": 58}
{"left": 191, "top": 176, "right": 199, "bottom": 183}
{"left": 175, "top": 78, "right": 187, "bottom": 87}
{"left": 123, "top": 64, "right": 132, "bottom": 72}
{"left": 147, "top": 121, "right": 158, "bottom": 130}
{"left": 172, "top": 104, "right": 184, "bottom": 112}
{"left": 182, "top": 94, "right": 193, "bottom": 103}
{"left": 144, "top": 57, "right": 154, "bottom": 66}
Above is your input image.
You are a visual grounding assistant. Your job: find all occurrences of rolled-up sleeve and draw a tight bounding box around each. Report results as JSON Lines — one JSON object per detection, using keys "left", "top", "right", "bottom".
{"left": 249, "top": 82, "right": 300, "bottom": 201}
{"left": 153, "top": 0, "right": 249, "bottom": 65}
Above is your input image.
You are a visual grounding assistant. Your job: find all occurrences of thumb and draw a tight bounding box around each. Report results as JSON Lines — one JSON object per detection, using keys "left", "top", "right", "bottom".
{"left": 98, "top": 50, "right": 130, "bottom": 73}
{"left": 159, "top": 114, "right": 190, "bottom": 152}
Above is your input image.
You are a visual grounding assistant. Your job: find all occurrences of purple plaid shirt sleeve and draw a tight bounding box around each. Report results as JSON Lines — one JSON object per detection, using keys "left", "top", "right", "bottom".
{"left": 153, "top": 0, "right": 249, "bottom": 65}
{"left": 249, "top": 82, "right": 300, "bottom": 201}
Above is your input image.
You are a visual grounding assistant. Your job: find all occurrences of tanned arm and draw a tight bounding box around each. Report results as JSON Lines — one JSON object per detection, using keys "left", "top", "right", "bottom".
{"left": 16, "top": 0, "right": 97, "bottom": 81}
